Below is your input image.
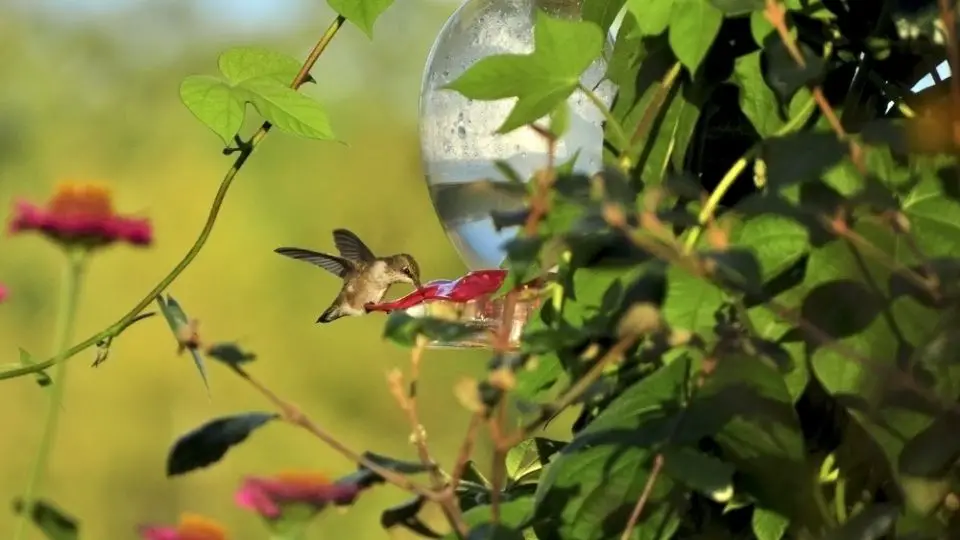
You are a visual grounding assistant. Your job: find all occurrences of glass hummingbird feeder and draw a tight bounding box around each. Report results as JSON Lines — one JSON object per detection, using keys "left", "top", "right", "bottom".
{"left": 367, "top": 0, "right": 617, "bottom": 349}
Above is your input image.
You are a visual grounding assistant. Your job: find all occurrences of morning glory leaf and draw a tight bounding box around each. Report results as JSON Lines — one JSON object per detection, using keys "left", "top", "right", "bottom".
{"left": 327, "top": 0, "right": 397, "bottom": 38}
{"left": 444, "top": 10, "right": 603, "bottom": 134}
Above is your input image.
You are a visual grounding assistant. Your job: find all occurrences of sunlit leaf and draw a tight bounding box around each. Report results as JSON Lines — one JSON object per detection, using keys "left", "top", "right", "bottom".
{"left": 238, "top": 77, "right": 336, "bottom": 140}
{"left": 444, "top": 11, "right": 603, "bottom": 133}
{"left": 668, "top": 0, "right": 723, "bottom": 75}
{"left": 217, "top": 46, "right": 306, "bottom": 86}
{"left": 327, "top": 0, "right": 396, "bottom": 38}
{"left": 179, "top": 75, "right": 245, "bottom": 145}
{"left": 752, "top": 507, "right": 789, "bottom": 540}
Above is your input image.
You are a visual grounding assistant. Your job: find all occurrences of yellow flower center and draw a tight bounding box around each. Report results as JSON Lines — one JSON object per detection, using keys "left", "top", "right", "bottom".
{"left": 48, "top": 181, "right": 114, "bottom": 218}
{"left": 176, "top": 513, "right": 227, "bottom": 540}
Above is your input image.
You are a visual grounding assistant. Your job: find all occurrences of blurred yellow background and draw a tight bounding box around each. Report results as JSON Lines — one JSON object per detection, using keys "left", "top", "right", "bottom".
{"left": 0, "top": 1, "right": 509, "bottom": 538}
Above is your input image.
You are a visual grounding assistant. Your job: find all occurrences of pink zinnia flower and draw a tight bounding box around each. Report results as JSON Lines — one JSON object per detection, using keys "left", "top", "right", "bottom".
{"left": 235, "top": 471, "right": 361, "bottom": 519}
{"left": 9, "top": 181, "right": 152, "bottom": 249}
{"left": 138, "top": 513, "right": 227, "bottom": 540}
{"left": 0, "top": 284, "right": 7, "bottom": 303}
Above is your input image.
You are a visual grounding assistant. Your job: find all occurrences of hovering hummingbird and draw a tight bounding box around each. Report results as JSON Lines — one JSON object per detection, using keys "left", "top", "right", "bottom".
{"left": 274, "top": 228, "right": 423, "bottom": 323}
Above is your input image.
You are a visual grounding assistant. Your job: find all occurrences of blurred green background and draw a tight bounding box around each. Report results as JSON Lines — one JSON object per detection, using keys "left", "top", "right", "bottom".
{"left": 0, "top": 1, "right": 515, "bottom": 538}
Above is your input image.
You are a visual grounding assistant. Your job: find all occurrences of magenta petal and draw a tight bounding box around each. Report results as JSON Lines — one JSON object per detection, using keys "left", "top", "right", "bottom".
{"left": 235, "top": 481, "right": 281, "bottom": 518}
{"left": 137, "top": 525, "right": 182, "bottom": 540}
{"left": 0, "top": 284, "right": 7, "bottom": 303}
{"left": 368, "top": 270, "right": 508, "bottom": 311}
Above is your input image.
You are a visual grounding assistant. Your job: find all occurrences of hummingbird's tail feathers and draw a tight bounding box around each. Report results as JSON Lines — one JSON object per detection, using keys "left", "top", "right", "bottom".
{"left": 332, "top": 228, "right": 377, "bottom": 263}
{"left": 274, "top": 247, "right": 353, "bottom": 278}
{"left": 316, "top": 305, "right": 344, "bottom": 324}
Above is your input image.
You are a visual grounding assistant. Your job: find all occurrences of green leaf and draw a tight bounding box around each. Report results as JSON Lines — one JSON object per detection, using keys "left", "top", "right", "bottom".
{"left": 166, "top": 412, "right": 278, "bottom": 476}
{"left": 237, "top": 77, "right": 336, "bottom": 140}
{"left": 697, "top": 354, "right": 821, "bottom": 527}
{"left": 500, "top": 86, "right": 578, "bottom": 135}
{"left": 11, "top": 498, "right": 78, "bottom": 540}
{"left": 206, "top": 342, "right": 257, "bottom": 367}
{"left": 445, "top": 11, "right": 603, "bottom": 133}
{"left": 668, "top": 0, "right": 723, "bottom": 75}
{"left": 822, "top": 504, "right": 898, "bottom": 540}
{"left": 380, "top": 496, "right": 441, "bottom": 538}
{"left": 217, "top": 46, "right": 305, "bottom": 86}
{"left": 663, "top": 266, "right": 725, "bottom": 336}
{"left": 625, "top": 0, "right": 674, "bottom": 37}
{"left": 732, "top": 215, "right": 809, "bottom": 281}
{"left": 534, "top": 358, "right": 690, "bottom": 538}
{"left": 505, "top": 439, "right": 540, "bottom": 481}
{"left": 750, "top": 10, "right": 773, "bottom": 45}
{"left": 534, "top": 444, "right": 680, "bottom": 540}
{"left": 549, "top": 101, "right": 571, "bottom": 139}
{"left": 326, "top": 0, "right": 396, "bottom": 38}
{"left": 156, "top": 294, "right": 209, "bottom": 392}
{"left": 582, "top": 0, "right": 627, "bottom": 35}
{"left": 179, "top": 75, "right": 245, "bottom": 145}
{"left": 662, "top": 446, "right": 735, "bottom": 503}
{"left": 752, "top": 507, "right": 789, "bottom": 540}
{"left": 450, "top": 498, "right": 534, "bottom": 540}
{"left": 571, "top": 354, "right": 692, "bottom": 441}
{"left": 634, "top": 83, "right": 701, "bottom": 185}
{"left": 732, "top": 51, "right": 813, "bottom": 138}
{"left": 709, "top": 0, "right": 762, "bottom": 14}
{"left": 383, "top": 312, "right": 478, "bottom": 348}
{"left": 19, "top": 348, "right": 51, "bottom": 387}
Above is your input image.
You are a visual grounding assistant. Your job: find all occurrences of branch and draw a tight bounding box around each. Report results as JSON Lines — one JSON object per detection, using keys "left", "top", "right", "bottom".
{"left": 388, "top": 338, "right": 469, "bottom": 537}
{"left": 232, "top": 363, "right": 439, "bottom": 500}
{"left": 0, "top": 15, "right": 348, "bottom": 382}
{"left": 620, "top": 454, "right": 665, "bottom": 540}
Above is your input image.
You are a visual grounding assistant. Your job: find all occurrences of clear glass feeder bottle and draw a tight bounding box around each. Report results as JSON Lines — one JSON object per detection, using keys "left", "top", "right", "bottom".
{"left": 405, "top": 0, "right": 616, "bottom": 349}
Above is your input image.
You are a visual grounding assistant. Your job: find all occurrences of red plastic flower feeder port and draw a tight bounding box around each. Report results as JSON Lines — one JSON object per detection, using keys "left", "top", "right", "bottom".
{"left": 366, "top": 269, "right": 544, "bottom": 349}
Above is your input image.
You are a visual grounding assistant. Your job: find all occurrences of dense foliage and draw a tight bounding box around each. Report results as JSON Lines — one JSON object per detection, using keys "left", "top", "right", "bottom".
{"left": 7, "top": 0, "right": 960, "bottom": 539}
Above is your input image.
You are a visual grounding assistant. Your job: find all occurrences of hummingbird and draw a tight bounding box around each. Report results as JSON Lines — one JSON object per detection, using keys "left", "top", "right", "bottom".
{"left": 274, "top": 228, "right": 423, "bottom": 323}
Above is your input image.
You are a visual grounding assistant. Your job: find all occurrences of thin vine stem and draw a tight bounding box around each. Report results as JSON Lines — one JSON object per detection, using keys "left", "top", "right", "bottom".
{"left": 682, "top": 95, "right": 816, "bottom": 253}
{"left": 578, "top": 82, "right": 629, "bottom": 154}
{"left": 0, "top": 15, "right": 347, "bottom": 382}
{"left": 13, "top": 249, "right": 87, "bottom": 540}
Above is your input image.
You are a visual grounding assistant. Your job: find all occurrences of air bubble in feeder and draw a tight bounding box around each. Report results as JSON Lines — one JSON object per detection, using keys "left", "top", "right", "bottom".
{"left": 371, "top": 0, "right": 617, "bottom": 349}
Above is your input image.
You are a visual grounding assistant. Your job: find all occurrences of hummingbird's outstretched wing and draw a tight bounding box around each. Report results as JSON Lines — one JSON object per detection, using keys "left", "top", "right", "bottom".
{"left": 274, "top": 247, "right": 354, "bottom": 277}
{"left": 332, "top": 228, "right": 377, "bottom": 263}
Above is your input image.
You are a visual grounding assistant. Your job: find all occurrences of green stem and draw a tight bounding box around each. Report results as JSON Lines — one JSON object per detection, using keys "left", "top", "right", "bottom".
{"left": 12, "top": 249, "right": 87, "bottom": 540}
{"left": 681, "top": 95, "right": 817, "bottom": 253}
{"left": 578, "top": 82, "right": 630, "bottom": 159}
{"left": 0, "top": 14, "right": 346, "bottom": 382}
{"left": 835, "top": 477, "right": 847, "bottom": 523}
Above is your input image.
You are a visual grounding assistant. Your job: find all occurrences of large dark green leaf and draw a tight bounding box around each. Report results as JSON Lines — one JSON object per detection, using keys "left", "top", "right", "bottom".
{"left": 533, "top": 357, "right": 691, "bottom": 539}
{"left": 662, "top": 266, "right": 725, "bottom": 337}
{"left": 534, "top": 444, "right": 680, "bottom": 540}
{"left": 695, "top": 354, "right": 821, "bottom": 527}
